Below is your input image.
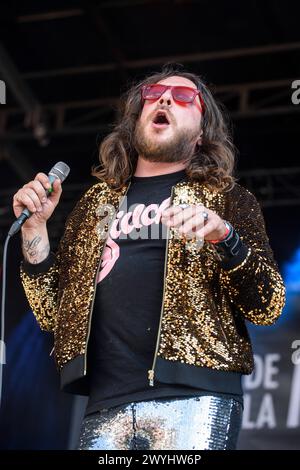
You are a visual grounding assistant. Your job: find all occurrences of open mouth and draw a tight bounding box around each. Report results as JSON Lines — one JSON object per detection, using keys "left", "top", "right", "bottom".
{"left": 152, "top": 111, "right": 170, "bottom": 127}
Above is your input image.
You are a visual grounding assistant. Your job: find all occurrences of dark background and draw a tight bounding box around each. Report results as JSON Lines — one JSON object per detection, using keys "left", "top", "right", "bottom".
{"left": 0, "top": 0, "right": 299, "bottom": 449}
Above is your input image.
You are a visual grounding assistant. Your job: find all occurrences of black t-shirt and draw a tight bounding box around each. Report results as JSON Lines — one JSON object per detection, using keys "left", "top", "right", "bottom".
{"left": 85, "top": 170, "right": 242, "bottom": 416}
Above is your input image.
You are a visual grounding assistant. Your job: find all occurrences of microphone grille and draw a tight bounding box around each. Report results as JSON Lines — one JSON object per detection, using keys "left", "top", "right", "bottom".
{"left": 49, "top": 161, "right": 70, "bottom": 183}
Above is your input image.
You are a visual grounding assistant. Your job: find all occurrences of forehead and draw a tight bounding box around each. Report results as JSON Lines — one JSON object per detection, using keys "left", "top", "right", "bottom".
{"left": 157, "top": 76, "right": 197, "bottom": 89}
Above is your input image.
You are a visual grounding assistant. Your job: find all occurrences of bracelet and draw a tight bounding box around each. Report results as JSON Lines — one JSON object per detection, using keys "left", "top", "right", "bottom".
{"left": 212, "top": 221, "right": 243, "bottom": 259}
{"left": 209, "top": 221, "right": 231, "bottom": 244}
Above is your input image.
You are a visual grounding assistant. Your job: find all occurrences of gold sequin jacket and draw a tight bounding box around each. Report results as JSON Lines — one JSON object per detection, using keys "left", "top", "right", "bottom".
{"left": 20, "top": 179, "right": 286, "bottom": 394}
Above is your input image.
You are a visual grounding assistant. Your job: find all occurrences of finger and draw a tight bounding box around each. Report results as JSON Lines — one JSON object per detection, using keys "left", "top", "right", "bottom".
{"left": 52, "top": 177, "right": 62, "bottom": 192}
{"left": 194, "top": 220, "right": 217, "bottom": 240}
{"left": 14, "top": 191, "right": 38, "bottom": 213}
{"left": 23, "top": 188, "right": 44, "bottom": 211}
{"left": 161, "top": 205, "right": 183, "bottom": 222}
{"left": 165, "top": 211, "right": 186, "bottom": 229}
{"left": 164, "top": 203, "right": 205, "bottom": 221}
{"left": 162, "top": 202, "right": 204, "bottom": 217}
{"left": 170, "top": 205, "right": 204, "bottom": 230}
{"left": 177, "top": 213, "right": 207, "bottom": 238}
{"left": 34, "top": 172, "right": 52, "bottom": 191}
{"left": 24, "top": 187, "right": 44, "bottom": 211}
{"left": 48, "top": 178, "right": 62, "bottom": 203}
{"left": 162, "top": 206, "right": 193, "bottom": 228}
{"left": 25, "top": 180, "right": 48, "bottom": 204}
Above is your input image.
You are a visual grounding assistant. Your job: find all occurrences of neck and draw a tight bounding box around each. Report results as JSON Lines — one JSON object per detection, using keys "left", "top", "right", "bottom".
{"left": 134, "top": 156, "right": 186, "bottom": 177}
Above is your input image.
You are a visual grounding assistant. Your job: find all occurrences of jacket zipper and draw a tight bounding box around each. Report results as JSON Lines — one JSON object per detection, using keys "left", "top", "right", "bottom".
{"left": 148, "top": 185, "right": 175, "bottom": 386}
{"left": 83, "top": 182, "right": 131, "bottom": 375}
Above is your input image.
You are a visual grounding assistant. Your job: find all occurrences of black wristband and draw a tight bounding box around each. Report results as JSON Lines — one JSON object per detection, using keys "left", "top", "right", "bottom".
{"left": 214, "top": 221, "right": 243, "bottom": 259}
{"left": 21, "top": 251, "right": 56, "bottom": 275}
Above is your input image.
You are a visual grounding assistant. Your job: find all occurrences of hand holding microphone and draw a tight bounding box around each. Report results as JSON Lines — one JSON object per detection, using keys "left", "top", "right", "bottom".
{"left": 10, "top": 162, "right": 70, "bottom": 236}
{"left": 0, "top": 162, "right": 70, "bottom": 407}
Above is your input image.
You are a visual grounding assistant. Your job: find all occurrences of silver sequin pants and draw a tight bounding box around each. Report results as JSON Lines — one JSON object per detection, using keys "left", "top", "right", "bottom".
{"left": 77, "top": 395, "right": 242, "bottom": 450}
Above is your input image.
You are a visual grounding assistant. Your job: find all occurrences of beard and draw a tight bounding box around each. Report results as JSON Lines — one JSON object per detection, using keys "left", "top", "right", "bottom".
{"left": 133, "top": 120, "right": 199, "bottom": 163}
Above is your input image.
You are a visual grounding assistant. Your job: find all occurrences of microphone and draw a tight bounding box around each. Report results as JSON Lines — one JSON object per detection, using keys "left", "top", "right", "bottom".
{"left": 8, "top": 161, "right": 70, "bottom": 237}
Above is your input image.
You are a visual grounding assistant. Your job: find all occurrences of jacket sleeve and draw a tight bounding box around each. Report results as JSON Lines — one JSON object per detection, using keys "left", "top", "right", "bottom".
{"left": 20, "top": 184, "right": 95, "bottom": 332}
{"left": 219, "top": 184, "right": 286, "bottom": 325}
{"left": 20, "top": 251, "right": 60, "bottom": 332}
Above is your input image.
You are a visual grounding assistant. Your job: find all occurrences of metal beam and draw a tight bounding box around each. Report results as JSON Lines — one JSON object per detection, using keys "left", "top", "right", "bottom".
{"left": 238, "top": 167, "right": 300, "bottom": 208}
{"left": 0, "top": 42, "right": 49, "bottom": 146}
{"left": 0, "top": 77, "right": 298, "bottom": 141}
{"left": 16, "top": 1, "right": 159, "bottom": 23}
{"left": 17, "top": 9, "right": 84, "bottom": 23}
{"left": 83, "top": 4, "right": 129, "bottom": 83}
{"left": 0, "top": 42, "right": 37, "bottom": 112}
{"left": 22, "top": 42, "right": 300, "bottom": 80}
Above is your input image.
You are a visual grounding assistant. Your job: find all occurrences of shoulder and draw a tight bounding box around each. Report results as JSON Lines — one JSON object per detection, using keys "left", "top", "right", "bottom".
{"left": 225, "top": 182, "right": 259, "bottom": 206}
{"left": 71, "top": 181, "right": 112, "bottom": 211}
{"left": 80, "top": 181, "right": 110, "bottom": 201}
{"left": 64, "top": 181, "right": 110, "bottom": 228}
{"left": 223, "top": 182, "right": 264, "bottom": 226}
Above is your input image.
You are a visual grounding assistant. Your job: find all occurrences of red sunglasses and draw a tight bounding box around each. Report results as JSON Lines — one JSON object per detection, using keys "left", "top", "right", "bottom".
{"left": 141, "top": 84, "right": 205, "bottom": 113}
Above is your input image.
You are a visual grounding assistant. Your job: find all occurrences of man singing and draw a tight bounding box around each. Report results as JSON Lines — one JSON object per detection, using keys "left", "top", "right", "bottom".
{"left": 15, "top": 65, "right": 285, "bottom": 450}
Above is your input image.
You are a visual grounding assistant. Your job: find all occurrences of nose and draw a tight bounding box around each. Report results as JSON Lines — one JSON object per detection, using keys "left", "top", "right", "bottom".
{"left": 158, "top": 88, "right": 173, "bottom": 107}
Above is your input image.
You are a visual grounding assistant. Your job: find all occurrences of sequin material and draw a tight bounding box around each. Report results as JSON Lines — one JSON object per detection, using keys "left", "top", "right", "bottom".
{"left": 20, "top": 180, "right": 286, "bottom": 375}
{"left": 77, "top": 395, "right": 242, "bottom": 450}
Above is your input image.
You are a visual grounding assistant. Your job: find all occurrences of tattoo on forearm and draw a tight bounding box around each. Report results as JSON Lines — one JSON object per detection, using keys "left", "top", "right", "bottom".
{"left": 22, "top": 235, "right": 50, "bottom": 263}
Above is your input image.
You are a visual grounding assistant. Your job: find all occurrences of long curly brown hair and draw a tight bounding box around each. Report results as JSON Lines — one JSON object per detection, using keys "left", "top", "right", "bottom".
{"left": 91, "top": 64, "right": 237, "bottom": 192}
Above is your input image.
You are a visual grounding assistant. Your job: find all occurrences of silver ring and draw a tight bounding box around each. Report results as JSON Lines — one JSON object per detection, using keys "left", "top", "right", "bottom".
{"left": 202, "top": 211, "right": 208, "bottom": 222}
{"left": 178, "top": 203, "right": 190, "bottom": 209}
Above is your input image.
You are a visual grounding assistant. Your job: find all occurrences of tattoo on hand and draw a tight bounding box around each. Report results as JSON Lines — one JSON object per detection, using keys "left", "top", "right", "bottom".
{"left": 22, "top": 236, "right": 49, "bottom": 263}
